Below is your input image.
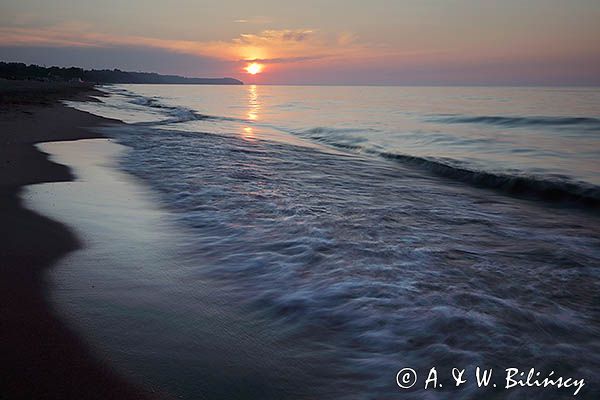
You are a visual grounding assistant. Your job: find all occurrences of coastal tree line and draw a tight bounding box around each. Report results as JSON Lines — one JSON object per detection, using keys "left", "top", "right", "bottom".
{"left": 0, "top": 62, "right": 243, "bottom": 85}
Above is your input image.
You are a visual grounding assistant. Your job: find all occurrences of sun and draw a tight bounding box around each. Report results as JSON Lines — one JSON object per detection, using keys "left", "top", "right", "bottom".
{"left": 245, "top": 62, "right": 263, "bottom": 75}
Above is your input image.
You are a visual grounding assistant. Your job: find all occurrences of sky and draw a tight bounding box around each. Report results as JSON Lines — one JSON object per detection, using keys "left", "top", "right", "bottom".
{"left": 1, "top": 0, "right": 599, "bottom": 85}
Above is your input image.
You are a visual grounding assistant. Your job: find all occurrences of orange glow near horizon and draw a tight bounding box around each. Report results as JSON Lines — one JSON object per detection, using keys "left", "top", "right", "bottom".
{"left": 245, "top": 62, "right": 264, "bottom": 75}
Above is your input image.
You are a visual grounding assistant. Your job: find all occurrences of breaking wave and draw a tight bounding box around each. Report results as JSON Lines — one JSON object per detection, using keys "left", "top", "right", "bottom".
{"left": 297, "top": 127, "right": 600, "bottom": 209}
{"left": 380, "top": 153, "right": 600, "bottom": 208}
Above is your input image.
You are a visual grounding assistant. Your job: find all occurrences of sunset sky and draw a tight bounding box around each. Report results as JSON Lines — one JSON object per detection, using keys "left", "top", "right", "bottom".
{"left": 1, "top": 0, "right": 599, "bottom": 85}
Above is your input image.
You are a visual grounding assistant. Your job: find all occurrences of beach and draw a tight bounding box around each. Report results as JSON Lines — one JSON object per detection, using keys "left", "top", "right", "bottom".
{"left": 0, "top": 80, "right": 155, "bottom": 399}
{"left": 2, "top": 1, "right": 599, "bottom": 398}
{"left": 0, "top": 81, "right": 321, "bottom": 400}
{"left": 1, "top": 82, "right": 599, "bottom": 399}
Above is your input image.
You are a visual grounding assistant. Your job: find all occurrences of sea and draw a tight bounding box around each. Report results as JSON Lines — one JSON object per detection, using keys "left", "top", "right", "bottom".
{"left": 55, "top": 84, "right": 599, "bottom": 399}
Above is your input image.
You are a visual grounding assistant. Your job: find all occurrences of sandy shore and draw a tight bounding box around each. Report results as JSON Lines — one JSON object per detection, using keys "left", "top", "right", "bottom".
{"left": 0, "top": 80, "right": 156, "bottom": 399}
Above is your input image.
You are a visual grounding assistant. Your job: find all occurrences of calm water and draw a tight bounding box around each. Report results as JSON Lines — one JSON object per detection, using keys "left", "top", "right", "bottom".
{"left": 62, "top": 85, "right": 599, "bottom": 399}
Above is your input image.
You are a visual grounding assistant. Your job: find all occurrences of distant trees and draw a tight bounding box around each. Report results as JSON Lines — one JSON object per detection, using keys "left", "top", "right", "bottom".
{"left": 0, "top": 62, "right": 84, "bottom": 81}
{"left": 0, "top": 62, "right": 243, "bottom": 85}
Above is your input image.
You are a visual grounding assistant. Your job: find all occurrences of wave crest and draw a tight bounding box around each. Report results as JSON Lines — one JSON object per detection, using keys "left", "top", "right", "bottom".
{"left": 297, "top": 127, "right": 600, "bottom": 209}
{"left": 380, "top": 153, "right": 600, "bottom": 208}
{"left": 429, "top": 114, "right": 600, "bottom": 129}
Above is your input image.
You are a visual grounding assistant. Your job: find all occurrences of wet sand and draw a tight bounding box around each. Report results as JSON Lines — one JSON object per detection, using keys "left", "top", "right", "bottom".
{"left": 0, "top": 80, "right": 156, "bottom": 399}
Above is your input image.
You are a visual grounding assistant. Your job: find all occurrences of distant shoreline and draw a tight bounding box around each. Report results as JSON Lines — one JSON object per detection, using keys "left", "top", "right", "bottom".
{"left": 0, "top": 80, "right": 158, "bottom": 399}
{"left": 1, "top": 61, "right": 243, "bottom": 85}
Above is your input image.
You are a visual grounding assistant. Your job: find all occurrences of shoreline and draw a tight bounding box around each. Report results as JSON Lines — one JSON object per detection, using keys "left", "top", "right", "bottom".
{"left": 0, "top": 81, "right": 156, "bottom": 399}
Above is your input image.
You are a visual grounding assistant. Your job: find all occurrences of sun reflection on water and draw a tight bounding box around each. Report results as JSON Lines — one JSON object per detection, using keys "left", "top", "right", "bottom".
{"left": 241, "top": 85, "right": 260, "bottom": 141}
{"left": 247, "top": 84, "right": 260, "bottom": 121}
{"left": 241, "top": 126, "right": 255, "bottom": 141}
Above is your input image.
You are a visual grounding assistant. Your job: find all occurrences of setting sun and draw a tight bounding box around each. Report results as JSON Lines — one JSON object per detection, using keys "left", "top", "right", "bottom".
{"left": 244, "top": 62, "right": 263, "bottom": 75}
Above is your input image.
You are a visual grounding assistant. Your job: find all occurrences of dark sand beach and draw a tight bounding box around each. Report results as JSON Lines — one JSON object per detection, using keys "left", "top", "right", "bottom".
{"left": 0, "top": 80, "right": 155, "bottom": 399}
